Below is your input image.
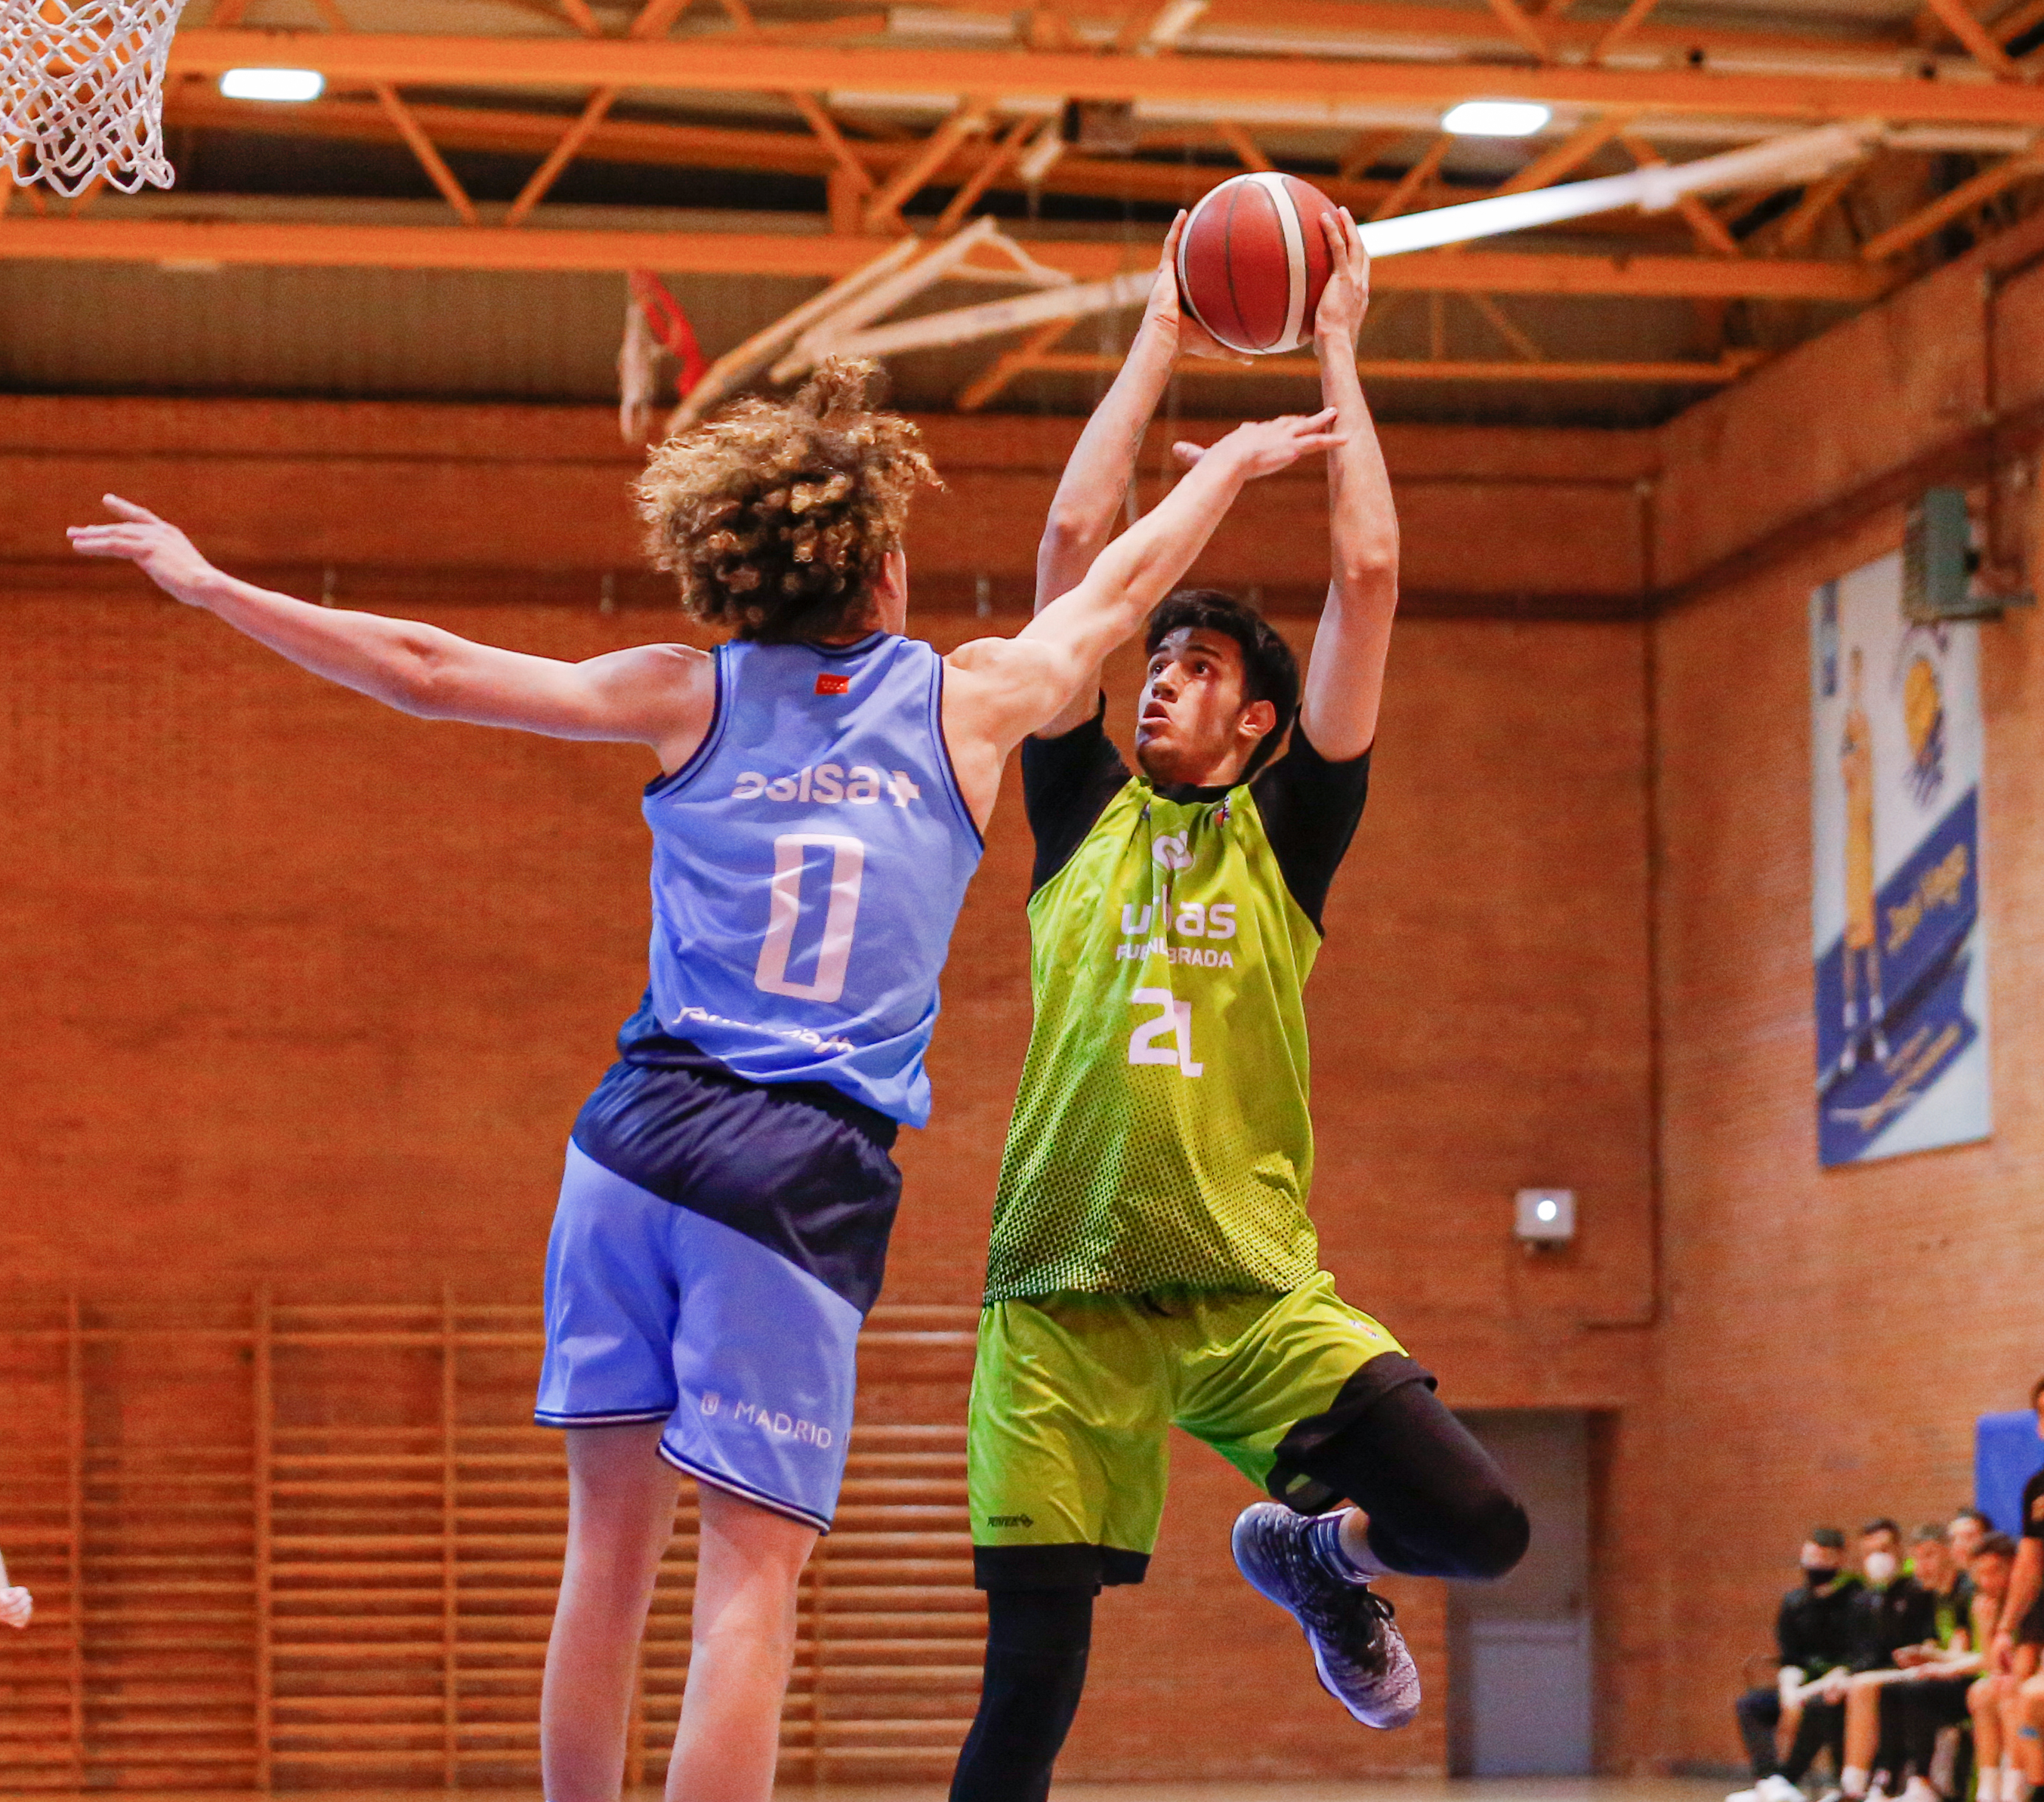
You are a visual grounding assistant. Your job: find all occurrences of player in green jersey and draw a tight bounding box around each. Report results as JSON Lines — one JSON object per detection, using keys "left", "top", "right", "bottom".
{"left": 949, "top": 209, "right": 1530, "bottom": 1802}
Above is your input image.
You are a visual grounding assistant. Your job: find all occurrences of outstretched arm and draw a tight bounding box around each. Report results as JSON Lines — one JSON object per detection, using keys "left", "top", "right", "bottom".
{"left": 68, "top": 498, "right": 712, "bottom": 767}
{"left": 946, "top": 409, "right": 1343, "bottom": 780}
{"left": 1301, "top": 208, "right": 1399, "bottom": 761}
{"left": 1033, "top": 211, "right": 1244, "bottom": 737}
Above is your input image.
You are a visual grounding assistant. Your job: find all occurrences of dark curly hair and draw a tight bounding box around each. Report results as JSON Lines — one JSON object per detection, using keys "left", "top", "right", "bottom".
{"left": 636, "top": 358, "right": 940, "bottom": 642}
{"left": 1144, "top": 588, "right": 1301, "bottom": 779}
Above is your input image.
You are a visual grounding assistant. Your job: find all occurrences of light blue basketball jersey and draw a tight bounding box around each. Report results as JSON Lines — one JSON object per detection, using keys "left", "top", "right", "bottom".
{"left": 640, "top": 633, "right": 983, "bottom": 1128}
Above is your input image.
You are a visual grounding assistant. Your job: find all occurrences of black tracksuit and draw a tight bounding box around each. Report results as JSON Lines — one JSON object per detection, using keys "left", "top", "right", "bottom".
{"left": 1854, "top": 1576, "right": 1938, "bottom": 1672}
{"left": 1736, "top": 1574, "right": 1865, "bottom": 1782}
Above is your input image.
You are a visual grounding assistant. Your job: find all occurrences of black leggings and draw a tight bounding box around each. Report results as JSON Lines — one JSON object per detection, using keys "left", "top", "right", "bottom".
{"left": 947, "top": 1590, "right": 1095, "bottom": 1802}
{"left": 1737, "top": 1688, "right": 1846, "bottom": 1783}
{"left": 948, "top": 1373, "right": 1528, "bottom": 1802}
{"left": 1283, "top": 1371, "right": 1530, "bottom": 1581}
{"left": 1879, "top": 1677, "right": 1973, "bottom": 1784}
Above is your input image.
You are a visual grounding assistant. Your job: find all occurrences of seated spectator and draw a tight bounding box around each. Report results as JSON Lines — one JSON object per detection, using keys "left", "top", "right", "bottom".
{"left": 1731, "top": 1527, "right": 1862, "bottom": 1802}
{"left": 1871, "top": 1524, "right": 1981, "bottom": 1802}
{"left": 0, "top": 1544, "right": 30, "bottom": 1631}
{"left": 1953, "top": 1510, "right": 1994, "bottom": 1574}
{"left": 1970, "top": 1535, "right": 2021, "bottom": 1802}
{"left": 1991, "top": 1379, "right": 2044, "bottom": 1802}
{"left": 1829, "top": 1518, "right": 1934, "bottom": 1800}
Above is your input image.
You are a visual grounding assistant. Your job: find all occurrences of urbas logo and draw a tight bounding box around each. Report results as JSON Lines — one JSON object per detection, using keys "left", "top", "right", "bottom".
{"left": 1151, "top": 832, "right": 1192, "bottom": 870}
{"left": 814, "top": 672, "right": 851, "bottom": 696}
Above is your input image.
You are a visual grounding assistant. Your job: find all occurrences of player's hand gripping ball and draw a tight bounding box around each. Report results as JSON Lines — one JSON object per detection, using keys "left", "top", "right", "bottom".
{"left": 1176, "top": 172, "right": 1345, "bottom": 354}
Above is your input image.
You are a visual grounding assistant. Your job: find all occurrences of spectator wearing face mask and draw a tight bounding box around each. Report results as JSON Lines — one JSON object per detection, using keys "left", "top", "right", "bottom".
{"left": 1820, "top": 1519, "right": 1935, "bottom": 1801}
{"left": 1870, "top": 1525, "right": 1980, "bottom": 1802}
{"left": 1731, "top": 1528, "right": 1863, "bottom": 1802}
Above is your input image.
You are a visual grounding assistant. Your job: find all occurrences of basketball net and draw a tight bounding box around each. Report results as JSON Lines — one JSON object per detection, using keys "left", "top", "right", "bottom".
{"left": 619, "top": 270, "right": 708, "bottom": 443}
{"left": 2, "top": 0, "right": 190, "bottom": 199}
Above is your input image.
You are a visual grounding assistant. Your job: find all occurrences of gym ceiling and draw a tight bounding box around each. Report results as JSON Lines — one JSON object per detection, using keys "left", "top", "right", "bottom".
{"left": 3, "top": 0, "right": 2041, "bottom": 426}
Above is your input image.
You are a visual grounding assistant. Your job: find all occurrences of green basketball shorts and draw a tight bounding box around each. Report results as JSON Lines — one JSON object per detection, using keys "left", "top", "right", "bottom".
{"left": 966, "top": 1272, "right": 1418, "bottom": 1590}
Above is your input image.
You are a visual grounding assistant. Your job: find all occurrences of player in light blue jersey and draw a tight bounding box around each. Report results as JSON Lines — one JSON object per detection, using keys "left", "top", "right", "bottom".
{"left": 70, "top": 356, "right": 1342, "bottom": 1802}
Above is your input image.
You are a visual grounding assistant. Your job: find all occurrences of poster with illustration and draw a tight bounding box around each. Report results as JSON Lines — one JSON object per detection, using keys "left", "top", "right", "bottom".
{"left": 1811, "top": 554, "right": 1990, "bottom": 1167}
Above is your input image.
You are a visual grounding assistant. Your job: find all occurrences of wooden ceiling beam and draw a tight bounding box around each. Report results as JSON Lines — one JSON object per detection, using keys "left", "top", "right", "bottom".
{"left": 1991, "top": 0, "right": 2044, "bottom": 49}
{"left": 1338, "top": 127, "right": 1407, "bottom": 181}
{"left": 1772, "top": 162, "right": 1866, "bottom": 249}
{"left": 1017, "top": 347, "right": 1758, "bottom": 381}
{"left": 1212, "top": 119, "right": 1274, "bottom": 171}
{"left": 1917, "top": 0, "right": 2024, "bottom": 75}
{"left": 1371, "top": 136, "right": 1453, "bottom": 220}
{"left": 935, "top": 114, "right": 1035, "bottom": 231}
{"left": 788, "top": 92, "right": 878, "bottom": 197}
{"left": 955, "top": 316, "right": 1073, "bottom": 410}
{"left": 0, "top": 215, "right": 1895, "bottom": 298}
{"left": 1495, "top": 113, "right": 1633, "bottom": 193}
{"left": 1857, "top": 147, "right": 2044, "bottom": 258}
{"left": 157, "top": 91, "right": 1703, "bottom": 245}
{"left": 292, "top": 0, "right": 483, "bottom": 227}
{"left": 1006, "top": 0, "right": 1926, "bottom": 67}
{"left": 162, "top": 29, "right": 2044, "bottom": 127}
{"left": 863, "top": 98, "right": 990, "bottom": 230}
{"left": 1478, "top": 0, "right": 1554, "bottom": 63}
{"left": 165, "top": 91, "right": 1413, "bottom": 214}
{"left": 1465, "top": 291, "right": 1546, "bottom": 359}
{"left": 1589, "top": 0, "right": 1665, "bottom": 64}
{"left": 372, "top": 85, "right": 481, "bottom": 224}
{"left": 1621, "top": 131, "right": 1743, "bottom": 253}
{"left": 505, "top": 86, "right": 618, "bottom": 223}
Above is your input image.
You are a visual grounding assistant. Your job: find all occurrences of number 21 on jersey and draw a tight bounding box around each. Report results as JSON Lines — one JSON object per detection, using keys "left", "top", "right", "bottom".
{"left": 1128, "top": 987, "right": 1202, "bottom": 1078}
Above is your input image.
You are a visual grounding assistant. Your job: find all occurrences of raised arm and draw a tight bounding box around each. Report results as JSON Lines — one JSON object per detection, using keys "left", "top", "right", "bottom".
{"left": 1033, "top": 211, "right": 1244, "bottom": 737}
{"left": 943, "top": 409, "right": 1342, "bottom": 804}
{"left": 68, "top": 497, "right": 712, "bottom": 768}
{"left": 1300, "top": 208, "right": 1400, "bottom": 762}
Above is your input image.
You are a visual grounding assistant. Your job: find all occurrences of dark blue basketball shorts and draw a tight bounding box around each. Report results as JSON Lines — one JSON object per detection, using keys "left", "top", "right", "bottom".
{"left": 535, "top": 1058, "right": 901, "bottom": 1533}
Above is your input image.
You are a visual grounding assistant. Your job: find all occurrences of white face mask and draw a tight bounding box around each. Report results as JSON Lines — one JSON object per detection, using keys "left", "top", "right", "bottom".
{"left": 1865, "top": 1550, "right": 1898, "bottom": 1585}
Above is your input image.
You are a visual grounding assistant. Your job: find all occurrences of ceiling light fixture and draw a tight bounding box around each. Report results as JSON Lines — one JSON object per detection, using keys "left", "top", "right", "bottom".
{"left": 1442, "top": 100, "right": 1552, "bottom": 137}
{"left": 220, "top": 68, "right": 326, "bottom": 103}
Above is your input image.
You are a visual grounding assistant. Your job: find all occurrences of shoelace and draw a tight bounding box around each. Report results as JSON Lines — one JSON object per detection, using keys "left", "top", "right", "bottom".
{"left": 1323, "top": 1584, "right": 1397, "bottom": 1673}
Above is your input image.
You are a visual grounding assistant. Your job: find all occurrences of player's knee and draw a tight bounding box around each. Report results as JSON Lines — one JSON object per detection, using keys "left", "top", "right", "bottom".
{"left": 1451, "top": 1485, "right": 1530, "bottom": 1581}
{"left": 1403, "top": 1480, "right": 1527, "bottom": 1581}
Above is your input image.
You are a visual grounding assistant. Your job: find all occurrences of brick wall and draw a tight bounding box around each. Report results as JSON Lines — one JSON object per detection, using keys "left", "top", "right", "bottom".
{"left": 1643, "top": 508, "right": 2044, "bottom": 1770}
{"left": 0, "top": 579, "right": 1653, "bottom": 1779}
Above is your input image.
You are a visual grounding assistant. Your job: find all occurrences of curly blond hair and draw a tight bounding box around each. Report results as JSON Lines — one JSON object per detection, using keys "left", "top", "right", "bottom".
{"left": 636, "top": 358, "right": 940, "bottom": 641}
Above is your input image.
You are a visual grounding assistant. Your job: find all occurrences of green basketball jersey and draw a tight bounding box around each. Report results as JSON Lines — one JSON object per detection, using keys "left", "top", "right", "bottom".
{"left": 984, "top": 777, "right": 1322, "bottom": 1301}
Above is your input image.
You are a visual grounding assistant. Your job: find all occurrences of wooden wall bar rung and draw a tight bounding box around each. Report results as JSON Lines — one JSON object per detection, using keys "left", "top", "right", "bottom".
{"left": 0, "top": 1292, "right": 981, "bottom": 1789}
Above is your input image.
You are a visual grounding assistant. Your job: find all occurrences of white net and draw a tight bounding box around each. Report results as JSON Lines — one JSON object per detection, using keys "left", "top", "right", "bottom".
{"left": 2, "top": 0, "right": 190, "bottom": 199}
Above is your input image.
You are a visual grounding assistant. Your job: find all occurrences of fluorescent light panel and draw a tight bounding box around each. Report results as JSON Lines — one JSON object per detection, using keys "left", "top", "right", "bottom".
{"left": 1442, "top": 100, "right": 1552, "bottom": 137}
{"left": 220, "top": 67, "right": 325, "bottom": 103}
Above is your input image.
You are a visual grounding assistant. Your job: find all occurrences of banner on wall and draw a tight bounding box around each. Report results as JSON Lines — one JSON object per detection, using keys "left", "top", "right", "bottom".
{"left": 1811, "top": 554, "right": 1991, "bottom": 1167}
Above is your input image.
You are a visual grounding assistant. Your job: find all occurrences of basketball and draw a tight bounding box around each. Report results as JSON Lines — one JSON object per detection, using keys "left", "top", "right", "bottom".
{"left": 1176, "top": 172, "right": 1345, "bottom": 355}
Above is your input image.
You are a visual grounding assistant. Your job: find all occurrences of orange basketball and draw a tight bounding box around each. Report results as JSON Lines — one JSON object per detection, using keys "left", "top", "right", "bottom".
{"left": 1177, "top": 172, "right": 1343, "bottom": 355}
